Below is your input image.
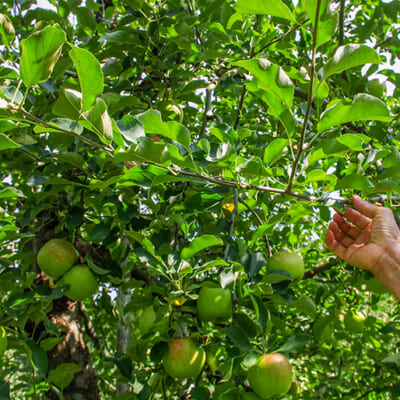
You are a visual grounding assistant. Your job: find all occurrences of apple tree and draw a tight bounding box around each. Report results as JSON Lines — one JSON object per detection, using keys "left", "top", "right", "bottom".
{"left": 0, "top": 0, "right": 400, "bottom": 398}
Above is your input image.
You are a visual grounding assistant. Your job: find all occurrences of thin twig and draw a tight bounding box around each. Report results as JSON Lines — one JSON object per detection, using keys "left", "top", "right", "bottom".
{"left": 234, "top": 16, "right": 259, "bottom": 129}
{"left": 355, "top": 389, "right": 375, "bottom": 400}
{"left": 234, "top": 87, "right": 247, "bottom": 130}
{"left": 339, "top": 0, "right": 345, "bottom": 46}
{"left": 224, "top": 188, "right": 238, "bottom": 260}
{"left": 254, "top": 18, "right": 310, "bottom": 57}
{"left": 239, "top": 198, "right": 272, "bottom": 257}
{"left": 200, "top": 84, "right": 215, "bottom": 137}
{"left": 18, "top": 107, "right": 113, "bottom": 152}
{"left": 287, "top": 0, "right": 323, "bottom": 192}
{"left": 303, "top": 260, "right": 338, "bottom": 279}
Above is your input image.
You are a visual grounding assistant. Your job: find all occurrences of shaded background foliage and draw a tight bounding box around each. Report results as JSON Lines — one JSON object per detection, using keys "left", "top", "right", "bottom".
{"left": 0, "top": 0, "right": 400, "bottom": 398}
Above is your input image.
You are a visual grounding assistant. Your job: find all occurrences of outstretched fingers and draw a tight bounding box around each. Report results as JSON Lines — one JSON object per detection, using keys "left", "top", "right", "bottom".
{"left": 325, "top": 228, "right": 348, "bottom": 261}
{"left": 333, "top": 213, "right": 362, "bottom": 239}
{"left": 343, "top": 207, "right": 371, "bottom": 230}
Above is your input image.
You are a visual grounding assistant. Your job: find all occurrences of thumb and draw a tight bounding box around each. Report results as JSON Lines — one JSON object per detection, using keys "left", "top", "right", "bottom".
{"left": 352, "top": 195, "right": 381, "bottom": 218}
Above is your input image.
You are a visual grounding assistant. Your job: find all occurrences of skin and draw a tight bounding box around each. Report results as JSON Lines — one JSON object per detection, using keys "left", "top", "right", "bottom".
{"left": 325, "top": 195, "right": 400, "bottom": 300}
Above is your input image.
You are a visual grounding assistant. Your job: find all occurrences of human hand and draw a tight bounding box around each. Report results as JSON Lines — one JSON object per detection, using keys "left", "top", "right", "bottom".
{"left": 325, "top": 195, "right": 400, "bottom": 277}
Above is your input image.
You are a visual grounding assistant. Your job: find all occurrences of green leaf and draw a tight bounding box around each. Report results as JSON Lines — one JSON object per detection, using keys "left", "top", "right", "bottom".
{"left": 0, "top": 133, "right": 20, "bottom": 150}
{"left": 181, "top": 235, "right": 224, "bottom": 259}
{"left": 235, "top": 0, "right": 295, "bottom": 21}
{"left": 205, "top": 142, "right": 235, "bottom": 162}
{"left": 53, "top": 92, "right": 112, "bottom": 143}
{"left": 68, "top": 44, "right": 104, "bottom": 112}
{"left": 40, "top": 337, "right": 64, "bottom": 351}
{"left": 263, "top": 139, "right": 288, "bottom": 166}
{"left": 117, "top": 115, "right": 145, "bottom": 143}
{"left": 234, "top": 59, "right": 294, "bottom": 107}
{"left": 26, "top": 339, "right": 48, "bottom": 378}
{"left": 235, "top": 59, "right": 295, "bottom": 134}
{"left": 55, "top": 152, "right": 89, "bottom": 172}
{"left": 20, "top": 25, "right": 66, "bottom": 87}
{"left": 0, "top": 381, "right": 10, "bottom": 400}
{"left": 0, "top": 14, "right": 15, "bottom": 49}
{"left": 137, "top": 110, "right": 191, "bottom": 151}
{"left": 301, "top": 0, "right": 338, "bottom": 48}
{"left": 33, "top": 118, "right": 84, "bottom": 135}
{"left": 289, "top": 296, "right": 317, "bottom": 317}
{"left": 323, "top": 44, "right": 381, "bottom": 79}
{"left": 335, "top": 174, "right": 374, "bottom": 192}
{"left": 336, "top": 134, "right": 370, "bottom": 151}
{"left": 0, "top": 187, "right": 24, "bottom": 199}
{"left": 80, "top": 99, "right": 113, "bottom": 143}
{"left": 382, "top": 354, "right": 400, "bottom": 367}
{"left": 277, "top": 334, "right": 311, "bottom": 353}
{"left": 318, "top": 94, "right": 391, "bottom": 132}
{"left": 48, "top": 363, "right": 82, "bottom": 390}
{"left": 116, "top": 137, "right": 170, "bottom": 165}
{"left": 236, "top": 157, "right": 270, "bottom": 177}
{"left": 52, "top": 88, "right": 82, "bottom": 120}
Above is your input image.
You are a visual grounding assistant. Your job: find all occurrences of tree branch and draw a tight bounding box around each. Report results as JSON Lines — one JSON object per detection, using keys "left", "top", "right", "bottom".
{"left": 303, "top": 258, "right": 339, "bottom": 279}
{"left": 18, "top": 107, "right": 114, "bottom": 153}
{"left": 254, "top": 18, "right": 310, "bottom": 57}
{"left": 224, "top": 189, "right": 238, "bottom": 260}
{"left": 239, "top": 197, "right": 272, "bottom": 257}
{"left": 339, "top": 0, "right": 345, "bottom": 46}
{"left": 287, "top": 0, "right": 322, "bottom": 192}
{"left": 200, "top": 84, "right": 215, "bottom": 137}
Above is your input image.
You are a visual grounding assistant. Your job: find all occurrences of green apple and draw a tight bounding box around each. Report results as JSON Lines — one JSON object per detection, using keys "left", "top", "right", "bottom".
{"left": 37, "top": 239, "right": 78, "bottom": 279}
{"left": 247, "top": 353, "right": 292, "bottom": 399}
{"left": 366, "top": 78, "right": 386, "bottom": 97}
{"left": 58, "top": 264, "right": 98, "bottom": 301}
{"left": 343, "top": 312, "right": 366, "bottom": 334}
{"left": 197, "top": 282, "right": 232, "bottom": 322}
{"left": 137, "top": 305, "right": 157, "bottom": 336}
{"left": 241, "top": 392, "right": 263, "bottom": 400}
{"left": 267, "top": 250, "right": 304, "bottom": 281}
{"left": 163, "top": 338, "right": 205, "bottom": 379}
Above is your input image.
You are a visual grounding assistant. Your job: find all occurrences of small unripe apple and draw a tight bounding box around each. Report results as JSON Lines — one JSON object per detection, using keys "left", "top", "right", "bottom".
{"left": 366, "top": 78, "right": 386, "bottom": 97}
{"left": 241, "top": 392, "right": 263, "bottom": 400}
{"left": 247, "top": 353, "right": 292, "bottom": 399}
{"left": 267, "top": 250, "right": 304, "bottom": 280}
{"left": 58, "top": 264, "right": 98, "bottom": 301}
{"left": 137, "top": 305, "right": 157, "bottom": 336}
{"left": 37, "top": 239, "right": 78, "bottom": 279}
{"left": 162, "top": 338, "right": 205, "bottom": 379}
{"left": 343, "top": 312, "right": 366, "bottom": 334}
{"left": 197, "top": 282, "right": 232, "bottom": 322}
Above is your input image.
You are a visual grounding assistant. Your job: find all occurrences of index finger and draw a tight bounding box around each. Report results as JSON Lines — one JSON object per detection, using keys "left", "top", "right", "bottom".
{"left": 343, "top": 207, "right": 371, "bottom": 230}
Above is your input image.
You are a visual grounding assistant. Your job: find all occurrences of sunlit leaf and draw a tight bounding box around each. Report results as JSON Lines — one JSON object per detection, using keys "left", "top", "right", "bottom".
{"left": 137, "top": 110, "right": 191, "bottom": 151}
{"left": 68, "top": 44, "right": 104, "bottom": 112}
{"left": 234, "top": 59, "right": 294, "bottom": 107}
{"left": 318, "top": 94, "right": 391, "bottom": 132}
{"left": 181, "top": 235, "right": 224, "bottom": 259}
{"left": 0, "top": 133, "right": 20, "bottom": 150}
{"left": 20, "top": 25, "right": 66, "bottom": 87}
{"left": 335, "top": 174, "right": 373, "bottom": 192}
{"left": 264, "top": 139, "right": 289, "bottom": 166}
{"left": 48, "top": 363, "right": 82, "bottom": 390}
{"left": 323, "top": 44, "right": 381, "bottom": 79}
{"left": 235, "top": 0, "right": 295, "bottom": 21}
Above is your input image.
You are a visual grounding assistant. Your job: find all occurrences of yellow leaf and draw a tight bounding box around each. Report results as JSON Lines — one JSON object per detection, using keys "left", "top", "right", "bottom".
{"left": 222, "top": 203, "right": 235, "bottom": 213}
{"left": 172, "top": 297, "right": 186, "bottom": 306}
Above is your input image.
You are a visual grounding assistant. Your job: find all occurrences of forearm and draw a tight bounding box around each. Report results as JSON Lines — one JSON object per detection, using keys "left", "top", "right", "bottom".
{"left": 373, "top": 243, "right": 400, "bottom": 301}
